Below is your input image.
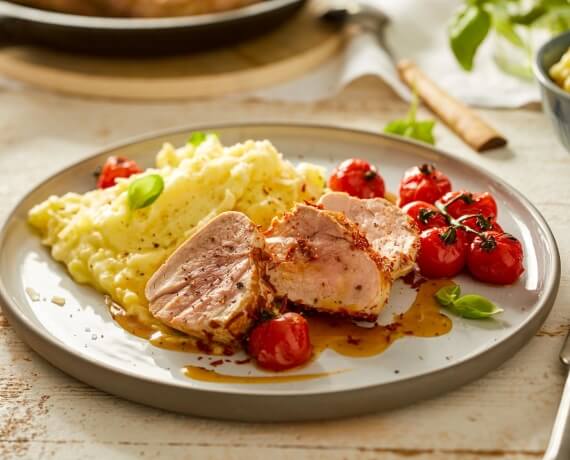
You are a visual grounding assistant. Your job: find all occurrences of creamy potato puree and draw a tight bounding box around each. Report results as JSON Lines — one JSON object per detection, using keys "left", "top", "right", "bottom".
{"left": 550, "top": 47, "right": 570, "bottom": 92}
{"left": 28, "top": 136, "right": 325, "bottom": 322}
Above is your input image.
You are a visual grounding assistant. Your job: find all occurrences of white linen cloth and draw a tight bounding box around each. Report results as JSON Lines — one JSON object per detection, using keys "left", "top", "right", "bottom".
{"left": 251, "top": 0, "right": 540, "bottom": 108}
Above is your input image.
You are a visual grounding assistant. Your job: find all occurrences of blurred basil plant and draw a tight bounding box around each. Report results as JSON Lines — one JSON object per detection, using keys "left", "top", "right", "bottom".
{"left": 449, "top": 0, "right": 570, "bottom": 77}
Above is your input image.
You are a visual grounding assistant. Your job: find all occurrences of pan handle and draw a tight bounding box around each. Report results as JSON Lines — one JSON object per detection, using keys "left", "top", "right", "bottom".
{"left": 0, "top": 2, "right": 23, "bottom": 45}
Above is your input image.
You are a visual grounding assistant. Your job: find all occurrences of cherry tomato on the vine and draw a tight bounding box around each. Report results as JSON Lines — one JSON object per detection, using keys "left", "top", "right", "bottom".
{"left": 402, "top": 200, "right": 449, "bottom": 231}
{"left": 328, "top": 159, "right": 385, "bottom": 199}
{"left": 398, "top": 164, "right": 452, "bottom": 207}
{"left": 97, "top": 156, "right": 142, "bottom": 189}
{"left": 248, "top": 312, "right": 312, "bottom": 371}
{"left": 417, "top": 226, "right": 467, "bottom": 279}
{"left": 467, "top": 231, "right": 524, "bottom": 285}
{"left": 436, "top": 190, "right": 498, "bottom": 219}
{"left": 459, "top": 214, "right": 503, "bottom": 243}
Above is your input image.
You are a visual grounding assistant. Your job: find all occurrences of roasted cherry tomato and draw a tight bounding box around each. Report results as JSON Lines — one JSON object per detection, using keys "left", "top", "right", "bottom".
{"left": 398, "top": 164, "right": 452, "bottom": 207}
{"left": 459, "top": 214, "right": 503, "bottom": 242}
{"left": 248, "top": 312, "right": 312, "bottom": 371}
{"left": 467, "top": 231, "right": 524, "bottom": 285}
{"left": 436, "top": 190, "right": 498, "bottom": 219}
{"left": 417, "top": 226, "right": 467, "bottom": 278}
{"left": 328, "top": 159, "right": 385, "bottom": 199}
{"left": 97, "top": 156, "right": 142, "bottom": 189}
{"left": 402, "top": 200, "right": 449, "bottom": 231}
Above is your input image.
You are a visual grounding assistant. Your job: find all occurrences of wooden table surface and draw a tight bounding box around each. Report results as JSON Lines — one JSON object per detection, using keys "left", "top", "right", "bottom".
{"left": 0, "top": 76, "right": 568, "bottom": 460}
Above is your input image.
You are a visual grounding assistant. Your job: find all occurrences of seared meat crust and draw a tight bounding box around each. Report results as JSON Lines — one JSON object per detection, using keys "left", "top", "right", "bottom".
{"left": 264, "top": 204, "right": 392, "bottom": 322}
{"left": 319, "top": 192, "right": 420, "bottom": 279}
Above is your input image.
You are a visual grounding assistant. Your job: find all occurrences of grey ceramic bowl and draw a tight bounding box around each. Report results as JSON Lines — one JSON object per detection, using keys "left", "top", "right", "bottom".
{"left": 534, "top": 30, "right": 570, "bottom": 152}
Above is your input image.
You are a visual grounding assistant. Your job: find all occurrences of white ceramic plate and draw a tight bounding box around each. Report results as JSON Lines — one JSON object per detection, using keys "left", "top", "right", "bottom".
{"left": 0, "top": 124, "right": 560, "bottom": 421}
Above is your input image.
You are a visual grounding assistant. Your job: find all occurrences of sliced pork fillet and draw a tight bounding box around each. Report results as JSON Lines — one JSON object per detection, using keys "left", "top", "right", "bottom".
{"left": 145, "top": 211, "right": 271, "bottom": 345}
{"left": 319, "top": 192, "right": 420, "bottom": 279}
{"left": 265, "top": 204, "right": 391, "bottom": 321}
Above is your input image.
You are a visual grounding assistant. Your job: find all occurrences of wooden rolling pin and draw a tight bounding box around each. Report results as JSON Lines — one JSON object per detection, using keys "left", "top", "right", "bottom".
{"left": 397, "top": 59, "right": 507, "bottom": 152}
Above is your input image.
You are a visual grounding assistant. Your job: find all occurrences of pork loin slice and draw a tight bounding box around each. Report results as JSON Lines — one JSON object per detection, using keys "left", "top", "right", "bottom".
{"left": 145, "top": 211, "right": 270, "bottom": 345}
{"left": 318, "top": 192, "right": 420, "bottom": 279}
{"left": 265, "top": 204, "right": 391, "bottom": 321}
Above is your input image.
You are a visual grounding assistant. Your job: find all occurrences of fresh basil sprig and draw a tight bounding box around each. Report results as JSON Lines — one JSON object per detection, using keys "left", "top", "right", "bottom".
{"left": 435, "top": 284, "right": 503, "bottom": 319}
{"left": 128, "top": 174, "right": 164, "bottom": 211}
{"left": 384, "top": 94, "right": 436, "bottom": 145}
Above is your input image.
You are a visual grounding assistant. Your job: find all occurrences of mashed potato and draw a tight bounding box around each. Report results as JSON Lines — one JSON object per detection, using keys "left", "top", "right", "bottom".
{"left": 550, "top": 47, "right": 570, "bottom": 92}
{"left": 28, "top": 136, "right": 325, "bottom": 321}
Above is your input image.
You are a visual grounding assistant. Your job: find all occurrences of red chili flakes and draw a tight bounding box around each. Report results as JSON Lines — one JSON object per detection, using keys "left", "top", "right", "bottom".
{"left": 346, "top": 335, "right": 361, "bottom": 345}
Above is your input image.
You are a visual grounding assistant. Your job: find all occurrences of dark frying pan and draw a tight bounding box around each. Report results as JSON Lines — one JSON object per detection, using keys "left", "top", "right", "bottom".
{"left": 0, "top": 0, "right": 306, "bottom": 55}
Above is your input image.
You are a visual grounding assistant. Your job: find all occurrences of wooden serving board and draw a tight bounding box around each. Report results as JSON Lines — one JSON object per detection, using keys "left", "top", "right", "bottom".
{"left": 0, "top": 4, "right": 343, "bottom": 100}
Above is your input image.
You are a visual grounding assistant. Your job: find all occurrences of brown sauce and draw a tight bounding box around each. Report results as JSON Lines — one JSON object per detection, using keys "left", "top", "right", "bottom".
{"left": 308, "top": 279, "right": 453, "bottom": 358}
{"left": 184, "top": 366, "right": 343, "bottom": 384}
{"left": 107, "top": 299, "right": 228, "bottom": 355}
{"left": 108, "top": 280, "right": 454, "bottom": 382}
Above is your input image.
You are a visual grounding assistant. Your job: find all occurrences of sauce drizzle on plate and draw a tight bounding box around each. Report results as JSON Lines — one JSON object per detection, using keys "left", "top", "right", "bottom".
{"left": 308, "top": 279, "right": 453, "bottom": 358}
{"left": 183, "top": 366, "right": 344, "bottom": 384}
{"left": 107, "top": 297, "right": 229, "bottom": 355}
{"left": 107, "top": 279, "right": 453, "bottom": 384}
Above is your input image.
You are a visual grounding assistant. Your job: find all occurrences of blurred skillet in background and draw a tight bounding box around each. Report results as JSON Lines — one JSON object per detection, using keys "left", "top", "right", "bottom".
{"left": 0, "top": 0, "right": 306, "bottom": 55}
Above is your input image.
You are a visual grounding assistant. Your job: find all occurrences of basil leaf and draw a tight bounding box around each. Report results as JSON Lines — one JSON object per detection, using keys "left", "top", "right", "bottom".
{"left": 435, "top": 285, "right": 461, "bottom": 307}
{"left": 510, "top": 5, "right": 547, "bottom": 26}
{"left": 128, "top": 174, "right": 164, "bottom": 211}
{"left": 491, "top": 6, "right": 526, "bottom": 49}
{"left": 384, "top": 119, "right": 435, "bottom": 145}
{"left": 384, "top": 95, "right": 436, "bottom": 145}
{"left": 187, "top": 131, "right": 219, "bottom": 147}
{"left": 450, "top": 294, "right": 503, "bottom": 319}
{"left": 449, "top": 5, "right": 491, "bottom": 71}
{"left": 187, "top": 132, "right": 207, "bottom": 147}
{"left": 435, "top": 285, "right": 503, "bottom": 320}
{"left": 384, "top": 120, "right": 410, "bottom": 137}
{"left": 409, "top": 120, "right": 436, "bottom": 145}
{"left": 537, "top": 6, "right": 570, "bottom": 35}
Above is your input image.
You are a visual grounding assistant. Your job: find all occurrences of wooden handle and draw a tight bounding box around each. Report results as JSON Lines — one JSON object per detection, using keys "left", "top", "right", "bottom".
{"left": 397, "top": 59, "right": 507, "bottom": 152}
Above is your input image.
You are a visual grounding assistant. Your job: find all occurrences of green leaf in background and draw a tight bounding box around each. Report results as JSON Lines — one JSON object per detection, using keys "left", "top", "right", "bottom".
{"left": 490, "top": 4, "right": 526, "bottom": 49}
{"left": 449, "top": 4, "right": 492, "bottom": 71}
{"left": 536, "top": 4, "right": 570, "bottom": 35}
{"left": 510, "top": 4, "right": 547, "bottom": 25}
{"left": 384, "top": 94, "right": 436, "bottom": 145}
{"left": 408, "top": 120, "right": 436, "bottom": 145}
{"left": 128, "top": 174, "right": 164, "bottom": 211}
{"left": 435, "top": 285, "right": 461, "bottom": 307}
{"left": 449, "top": 0, "right": 570, "bottom": 71}
{"left": 434, "top": 286, "right": 503, "bottom": 320}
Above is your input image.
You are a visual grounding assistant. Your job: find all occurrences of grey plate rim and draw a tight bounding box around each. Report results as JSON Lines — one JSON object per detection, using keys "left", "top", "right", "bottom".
{"left": 0, "top": 122, "right": 561, "bottom": 420}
